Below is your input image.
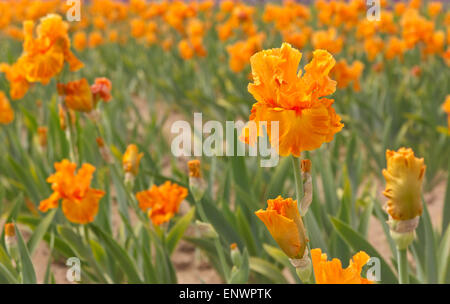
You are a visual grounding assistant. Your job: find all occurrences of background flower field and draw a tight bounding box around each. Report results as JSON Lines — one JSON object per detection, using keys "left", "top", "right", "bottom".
{"left": 0, "top": 0, "right": 449, "bottom": 284}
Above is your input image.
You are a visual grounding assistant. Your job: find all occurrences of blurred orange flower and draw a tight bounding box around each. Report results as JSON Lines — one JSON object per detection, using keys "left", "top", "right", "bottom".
{"left": 312, "top": 28, "right": 343, "bottom": 54}
{"left": 39, "top": 159, "right": 105, "bottom": 224}
{"left": 88, "top": 31, "right": 104, "bottom": 48}
{"left": 364, "top": 36, "right": 384, "bottom": 61}
{"left": 311, "top": 248, "right": 373, "bottom": 284}
{"left": 227, "top": 33, "right": 264, "bottom": 72}
{"left": 73, "top": 31, "right": 88, "bottom": 51}
{"left": 178, "top": 39, "right": 195, "bottom": 60}
{"left": 331, "top": 59, "right": 364, "bottom": 91}
{"left": 0, "top": 59, "right": 30, "bottom": 100}
{"left": 385, "top": 37, "right": 407, "bottom": 60}
{"left": 136, "top": 181, "right": 188, "bottom": 226}
{"left": 428, "top": 2, "right": 442, "bottom": 18}
{"left": 242, "top": 43, "right": 343, "bottom": 157}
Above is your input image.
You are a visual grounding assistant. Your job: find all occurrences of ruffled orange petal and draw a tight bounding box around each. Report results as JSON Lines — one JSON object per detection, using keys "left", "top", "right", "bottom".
{"left": 39, "top": 192, "right": 61, "bottom": 212}
{"left": 61, "top": 188, "right": 104, "bottom": 224}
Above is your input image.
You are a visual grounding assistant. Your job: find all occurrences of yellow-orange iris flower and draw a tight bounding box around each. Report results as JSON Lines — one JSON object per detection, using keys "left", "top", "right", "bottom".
{"left": 0, "top": 91, "right": 14, "bottom": 124}
{"left": 255, "top": 196, "right": 307, "bottom": 259}
{"left": 122, "top": 144, "right": 144, "bottom": 176}
{"left": 242, "top": 43, "right": 343, "bottom": 157}
{"left": 39, "top": 159, "right": 105, "bottom": 224}
{"left": 311, "top": 248, "right": 373, "bottom": 284}
{"left": 136, "top": 181, "right": 188, "bottom": 226}
{"left": 382, "top": 148, "right": 426, "bottom": 221}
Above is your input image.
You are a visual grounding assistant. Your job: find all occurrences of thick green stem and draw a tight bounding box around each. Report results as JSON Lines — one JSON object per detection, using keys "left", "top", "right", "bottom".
{"left": 196, "top": 198, "right": 230, "bottom": 282}
{"left": 291, "top": 156, "right": 303, "bottom": 203}
{"left": 397, "top": 247, "right": 409, "bottom": 284}
{"left": 291, "top": 155, "right": 316, "bottom": 284}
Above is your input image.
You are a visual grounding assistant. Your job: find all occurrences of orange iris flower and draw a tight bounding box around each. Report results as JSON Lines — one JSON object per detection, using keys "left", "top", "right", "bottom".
{"left": 136, "top": 181, "right": 188, "bottom": 226}
{"left": 311, "top": 248, "right": 373, "bottom": 284}
{"left": 39, "top": 159, "right": 105, "bottom": 224}
{"left": 255, "top": 196, "right": 307, "bottom": 259}
{"left": 242, "top": 43, "right": 343, "bottom": 157}
{"left": 21, "top": 14, "right": 83, "bottom": 85}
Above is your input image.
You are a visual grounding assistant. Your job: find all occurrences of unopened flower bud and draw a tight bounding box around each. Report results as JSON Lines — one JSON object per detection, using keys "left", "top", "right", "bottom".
{"left": 4, "top": 223, "right": 18, "bottom": 260}
{"left": 230, "top": 243, "right": 242, "bottom": 267}
{"left": 194, "top": 220, "right": 218, "bottom": 238}
{"left": 188, "top": 160, "right": 207, "bottom": 201}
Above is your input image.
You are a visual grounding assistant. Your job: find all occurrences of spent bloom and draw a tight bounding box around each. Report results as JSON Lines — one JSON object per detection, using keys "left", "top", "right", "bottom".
{"left": 58, "top": 78, "right": 94, "bottom": 112}
{"left": 311, "top": 248, "right": 373, "bottom": 284}
{"left": 136, "top": 181, "right": 188, "bottom": 226}
{"left": 91, "top": 77, "right": 113, "bottom": 102}
{"left": 39, "top": 159, "right": 105, "bottom": 224}
{"left": 382, "top": 148, "right": 426, "bottom": 221}
{"left": 242, "top": 43, "right": 343, "bottom": 157}
{"left": 255, "top": 196, "right": 307, "bottom": 259}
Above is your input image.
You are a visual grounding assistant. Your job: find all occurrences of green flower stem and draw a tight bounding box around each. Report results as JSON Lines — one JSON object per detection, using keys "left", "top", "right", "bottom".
{"left": 195, "top": 197, "right": 230, "bottom": 283}
{"left": 292, "top": 155, "right": 316, "bottom": 284}
{"left": 397, "top": 247, "right": 409, "bottom": 284}
{"left": 65, "top": 109, "right": 79, "bottom": 165}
